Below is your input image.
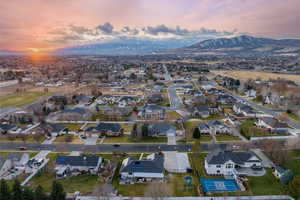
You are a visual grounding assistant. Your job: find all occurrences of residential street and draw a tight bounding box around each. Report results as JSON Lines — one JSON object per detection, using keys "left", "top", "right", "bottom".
{"left": 0, "top": 142, "right": 192, "bottom": 153}
{"left": 231, "top": 92, "right": 300, "bottom": 129}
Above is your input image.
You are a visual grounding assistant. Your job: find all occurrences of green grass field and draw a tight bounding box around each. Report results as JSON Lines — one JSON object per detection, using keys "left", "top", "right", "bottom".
{"left": 0, "top": 91, "right": 52, "bottom": 108}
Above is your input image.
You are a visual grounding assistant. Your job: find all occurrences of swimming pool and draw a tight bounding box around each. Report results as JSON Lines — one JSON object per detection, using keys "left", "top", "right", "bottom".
{"left": 200, "top": 178, "right": 240, "bottom": 193}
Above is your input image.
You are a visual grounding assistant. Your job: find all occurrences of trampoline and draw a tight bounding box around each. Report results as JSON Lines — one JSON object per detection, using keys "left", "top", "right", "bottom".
{"left": 200, "top": 178, "right": 240, "bottom": 193}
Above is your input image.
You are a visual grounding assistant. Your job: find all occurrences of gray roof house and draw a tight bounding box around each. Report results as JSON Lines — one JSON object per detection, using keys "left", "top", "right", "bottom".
{"left": 148, "top": 123, "right": 176, "bottom": 137}
{"left": 188, "top": 106, "right": 210, "bottom": 118}
{"left": 233, "top": 103, "right": 256, "bottom": 117}
{"left": 85, "top": 123, "right": 123, "bottom": 137}
{"left": 0, "top": 123, "right": 17, "bottom": 134}
{"left": 198, "top": 120, "right": 232, "bottom": 135}
{"left": 139, "top": 104, "right": 166, "bottom": 120}
{"left": 55, "top": 155, "right": 103, "bottom": 178}
{"left": 205, "top": 149, "right": 263, "bottom": 176}
{"left": 120, "top": 153, "right": 164, "bottom": 184}
{"left": 53, "top": 107, "right": 92, "bottom": 121}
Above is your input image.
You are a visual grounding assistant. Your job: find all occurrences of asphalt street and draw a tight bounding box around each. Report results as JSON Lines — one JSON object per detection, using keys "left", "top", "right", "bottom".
{"left": 0, "top": 142, "right": 193, "bottom": 153}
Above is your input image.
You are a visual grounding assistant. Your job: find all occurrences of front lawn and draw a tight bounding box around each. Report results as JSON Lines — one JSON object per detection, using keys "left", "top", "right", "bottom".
{"left": 240, "top": 120, "right": 283, "bottom": 139}
{"left": 0, "top": 91, "right": 52, "bottom": 108}
{"left": 54, "top": 135, "right": 83, "bottom": 144}
{"left": 166, "top": 111, "right": 182, "bottom": 120}
{"left": 287, "top": 112, "right": 300, "bottom": 122}
{"left": 28, "top": 153, "right": 103, "bottom": 194}
{"left": 216, "top": 135, "right": 241, "bottom": 142}
{"left": 59, "top": 123, "right": 83, "bottom": 132}
{"left": 102, "top": 135, "right": 167, "bottom": 143}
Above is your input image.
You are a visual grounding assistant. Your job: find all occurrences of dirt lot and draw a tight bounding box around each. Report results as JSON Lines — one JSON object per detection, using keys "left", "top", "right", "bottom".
{"left": 213, "top": 70, "right": 300, "bottom": 82}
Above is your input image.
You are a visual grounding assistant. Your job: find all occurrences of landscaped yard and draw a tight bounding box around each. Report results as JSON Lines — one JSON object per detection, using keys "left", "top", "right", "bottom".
{"left": 166, "top": 111, "right": 182, "bottom": 120}
{"left": 101, "top": 135, "right": 167, "bottom": 144}
{"left": 59, "top": 123, "right": 84, "bottom": 132}
{"left": 287, "top": 112, "right": 300, "bottom": 122}
{"left": 215, "top": 134, "right": 241, "bottom": 142}
{"left": 184, "top": 120, "right": 212, "bottom": 142}
{"left": 0, "top": 91, "right": 52, "bottom": 108}
{"left": 240, "top": 120, "right": 284, "bottom": 139}
{"left": 54, "top": 134, "right": 83, "bottom": 144}
{"left": 246, "top": 169, "right": 286, "bottom": 195}
{"left": 0, "top": 134, "right": 46, "bottom": 143}
{"left": 28, "top": 153, "right": 103, "bottom": 194}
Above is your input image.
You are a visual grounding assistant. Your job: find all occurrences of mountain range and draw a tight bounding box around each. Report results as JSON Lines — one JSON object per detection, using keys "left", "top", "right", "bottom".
{"left": 171, "top": 35, "right": 300, "bottom": 55}
{"left": 1, "top": 35, "right": 300, "bottom": 56}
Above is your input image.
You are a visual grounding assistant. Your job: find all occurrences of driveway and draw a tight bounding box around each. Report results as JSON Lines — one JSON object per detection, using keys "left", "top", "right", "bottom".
{"left": 84, "top": 137, "right": 98, "bottom": 145}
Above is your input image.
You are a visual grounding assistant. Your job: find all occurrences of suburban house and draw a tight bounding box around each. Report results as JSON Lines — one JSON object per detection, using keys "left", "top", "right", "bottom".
{"left": 147, "top": 94, "right": 164, "bottom": 104}
{"left": 9, "top": 110, "right": 34, "bottom": 124}
{"left": 205, "top": 149, "right": 262, "bottom": 176}
{"left": 38, "top": 123, "right": 68, "bottom": 137}
{"left": 52, "top": 107, "right": 92, "bottom": 121}
{"left": 84, "top": 122, "right": 123, "bottom": 137}
{"left": 245, "top": 89, "right": 257, "bottom": 98}
{"left": 55, "top": 155, "right": 103, "bottom": 178}
{"left": 0, "top": 157, "right": 11, "bottom": 177}
{"left": 0, "top": 153, "right": 30, "bottom": 177}
{"left": 73, "top": 95, "right": 94, "bottom": 105}
{"left": 233, "top": 103, "right": 256, "bottom": 117}
{"left": 7, "top": 153, "right": 30, "bottom": 170}
{"left": 217, "top": 94, "right": 236, "bottom": 104}
{"left": 147, "top": 123, "right": 176, "bottom": 137}
{"left": 256, "top": 117, "right": 289, "bottom": 132}
{"left": 0, "top": 123, "right": 17, "bottom": 134}
{"left": 139, "top": 105, "right": 166, "bottom": 120}
{"left": 188, "top": 106, "right": 210, "bottom": 118}
{"left": 119, "top": 96, "right": 136, "bottom": 106}
{"left": 198, "top": 120, "right": 232, "bottom": 135}
{"left": 120, "top": 153, "right": 164, "bottom": 184}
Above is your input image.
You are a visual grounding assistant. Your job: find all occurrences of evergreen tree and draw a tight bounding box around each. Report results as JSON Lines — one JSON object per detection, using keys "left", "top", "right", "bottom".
{"left": 0, "top": 179, "right": 11, "bottom": 200}
{"left": 193, "top": 128, "right": 201, "bottom": 139}
{"left": 131, "top": 123, "right": 138, "bottom": 140}
{"left": 12, "top": 180, "right": 22, "bottom": 200}
{"left": 23, "top": 187, "right": 34, "bottom": 200}
{"left": 50, "top": 181, "right": 66, "bottom": 200}
{"left": 34, "top": 185, "right": 48, "bottom": 200}
{"left": 141, "top": 123, "right": 149, "bottom": 137}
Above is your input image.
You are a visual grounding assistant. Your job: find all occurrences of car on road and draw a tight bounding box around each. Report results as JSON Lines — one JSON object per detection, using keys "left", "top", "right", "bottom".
{"left": 113, "top": 144, "right": 120, "bottom": 147}
{"left": 18, "top": 146, "right": 27, "bottom": 151}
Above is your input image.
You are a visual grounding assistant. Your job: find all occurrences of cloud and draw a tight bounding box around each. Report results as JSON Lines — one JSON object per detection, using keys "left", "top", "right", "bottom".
{"left": 96, "top": 22, "right": 114, "bottom": 34}
{"left": 46, "top": 23, "right": 238, "bottom": 45}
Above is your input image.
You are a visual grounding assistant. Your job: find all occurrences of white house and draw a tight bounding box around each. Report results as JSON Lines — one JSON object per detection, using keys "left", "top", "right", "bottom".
{"left": 205, "top": 149, "right": 262, "bottom": 176}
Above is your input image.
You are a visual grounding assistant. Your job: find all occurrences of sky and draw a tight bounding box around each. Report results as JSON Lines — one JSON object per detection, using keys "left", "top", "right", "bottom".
{"left": 0, "top": 0, "right": 300, "bottom": 52}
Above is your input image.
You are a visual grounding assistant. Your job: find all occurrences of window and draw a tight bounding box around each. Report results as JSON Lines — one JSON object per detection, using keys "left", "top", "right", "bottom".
{"left": 216, "top": 165, "right": 221, "bottom": 168}
{"left": 226, "top": 164, "right": 233, "bottom": 168}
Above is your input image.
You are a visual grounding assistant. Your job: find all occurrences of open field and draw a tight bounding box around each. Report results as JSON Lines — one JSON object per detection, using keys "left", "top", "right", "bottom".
{"left": 213, "top": 70, "right": 300, "bottom": 82}
{"left": 0, "top": 91, "right": 52, "bottom": 108}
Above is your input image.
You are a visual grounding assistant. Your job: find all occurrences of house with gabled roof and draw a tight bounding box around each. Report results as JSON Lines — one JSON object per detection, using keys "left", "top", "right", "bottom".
{"left": 139, "top": 104, "right": 166, "bottom": 120}
{"left": 205, "top": 149, "right": 262, "bottom": 176}
{"left": 198, "top": 120, "right": 232, "bottom": 135}
{"left": 147, "top": 123, "right": 176, "bottom": 137}
{"left": 84, "top": 122, "right": 123, "bottom": 137}
{"left": 55, "top": 155, "right": 103, "bottom": 178}
{"left": 120, "top": 153, "right": 164, "bottom": 184}
{"left": 233, "top": 103, "right": 256, "bottom": 117}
